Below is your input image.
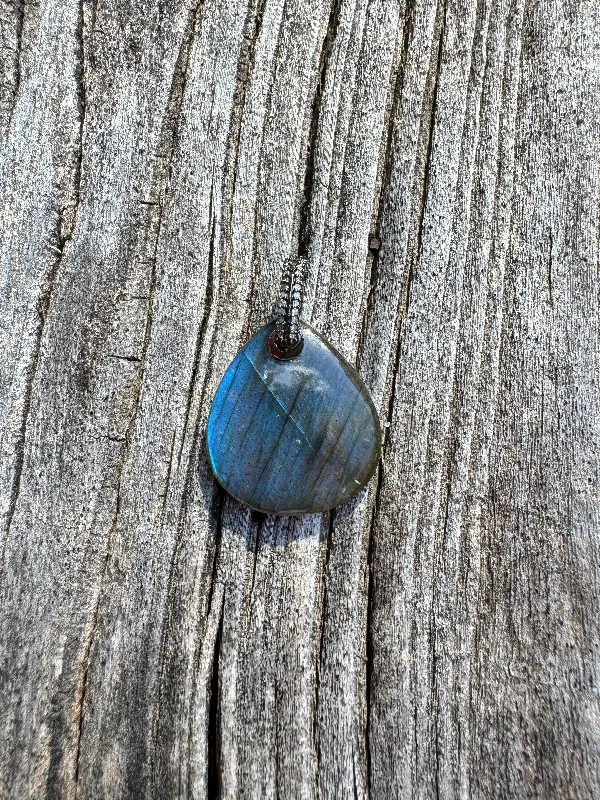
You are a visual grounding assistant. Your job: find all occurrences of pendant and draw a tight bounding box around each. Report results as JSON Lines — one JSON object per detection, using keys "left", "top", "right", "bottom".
{"left": 207, "top": 259, "right": 381, "bottom": 515}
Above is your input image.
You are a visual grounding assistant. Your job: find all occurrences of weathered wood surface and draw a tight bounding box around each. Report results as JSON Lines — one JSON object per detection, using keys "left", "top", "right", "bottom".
{"left": 1, "top": 0, "right": 599, "bottom": 796}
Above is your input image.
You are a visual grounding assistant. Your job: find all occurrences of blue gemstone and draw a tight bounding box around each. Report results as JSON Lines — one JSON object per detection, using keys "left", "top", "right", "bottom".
{"left": 207, "top": 321, "right": 381, "bottom": 515}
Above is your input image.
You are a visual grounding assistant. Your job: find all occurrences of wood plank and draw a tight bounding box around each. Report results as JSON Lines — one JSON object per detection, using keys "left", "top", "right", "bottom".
{"left": 0, "top": 0, "right": 599, "bottom": 797}
{"left": 369, "top": 0, "right": 600, "bottom": 797}
{"left": 0, "top": 0, "right": 200, "bottom": 795}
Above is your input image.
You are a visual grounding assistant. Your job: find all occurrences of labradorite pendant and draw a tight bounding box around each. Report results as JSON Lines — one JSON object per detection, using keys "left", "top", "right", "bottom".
{"left": 206, "top": 261, "right": 381, "bottom": 515}
{"left": 207, "top": 321, "right": 381, "bottom": 515}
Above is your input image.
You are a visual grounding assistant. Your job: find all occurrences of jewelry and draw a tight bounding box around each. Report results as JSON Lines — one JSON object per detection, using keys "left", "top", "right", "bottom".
{"left": 206, "top": 258, "right": 381, "bottom": 515}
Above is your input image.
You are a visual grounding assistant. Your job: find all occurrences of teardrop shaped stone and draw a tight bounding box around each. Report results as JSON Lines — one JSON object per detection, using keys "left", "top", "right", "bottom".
{"left": 207, "top": 321, "right": 381, "bottom": 515}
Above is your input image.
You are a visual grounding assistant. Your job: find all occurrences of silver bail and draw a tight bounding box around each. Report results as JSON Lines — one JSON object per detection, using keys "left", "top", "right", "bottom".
{"left": 268, "top": 257, "right": 307, "bottom": 360}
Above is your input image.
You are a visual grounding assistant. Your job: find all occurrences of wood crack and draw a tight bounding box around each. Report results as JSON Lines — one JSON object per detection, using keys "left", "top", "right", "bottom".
{"left": 364, "top": 460, "right": 381, "bottom": 798}
{"left": 227, "top": 0, "right": 268, "bottom": 219}
{"left": 108, "top": 354, "right": 142, "bottom": 362}
{"left": 222, "top": 0, "right": 268, "bottom": 344}
{"left": 72, "top": 0, "right": 87, "bottom": 223}
{"left": 1, "top": 261, "right": 56, "bottom": 549}
{"left": 375, "top": 0, "right": 415, "bottom": 232}
{"left": 352, "top": 753, "right": 359, "bottom": 800}
{"left": 177, "top": 187, "right": 216, "bottom": 470}
{"left": 431, "top": 634, "right": 441, "bottom": 800}
{"left": 2, "top": 0, "right": 87, "bottom": 549}
{"left": 358, "top": 0, "right": 415, "bottom": 356}
{"left": 3, "top": 0, "right": 25, "bottom": 132}
{"left": 417, "top": 6, "right": 445, "bottom": 796}
{"left": 248, "top": 513, "right": 264, "bottom": 608}
{"left": 73, "top": 502, "right": 120, "bottom": 797}
{"left": 547, "top": 228, "right": 554, "bottom": 308}
{"left": 314, "top": 508, "right": 335, "bottom": 787}
{"left": 413, "top": 0, "right": 446, "bottom": 300}
{"left": 206, "top": 594, "right": 224, "bottom": 800}
{"left": 187, "top": 490, "right": 224, "bottom": 798}
{"left": 242, "top": 0, "right": 284, "bottom": 342}
{"left": 161, "top": 430, "right": 178, "bottom": 521}
{"left": 298, "top": 0, "right": 343, "bottom": 257}
{"left": 430, "top": 437, "right": 456, "bottom": 800}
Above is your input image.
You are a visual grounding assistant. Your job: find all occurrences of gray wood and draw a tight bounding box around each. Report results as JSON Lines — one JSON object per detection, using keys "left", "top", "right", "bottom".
{"left": 1, "top": 0, "right": 598, "bottom": 797}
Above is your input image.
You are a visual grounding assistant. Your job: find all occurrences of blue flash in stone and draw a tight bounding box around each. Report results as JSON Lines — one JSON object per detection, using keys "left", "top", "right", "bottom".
{"left": 206, "top": 321, "right": 381, "bottom": 515}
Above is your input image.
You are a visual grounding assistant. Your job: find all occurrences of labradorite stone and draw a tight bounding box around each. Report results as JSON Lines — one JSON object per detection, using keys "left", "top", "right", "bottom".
{"left": 207, "top": 321, "right": 381, "bottom": 515}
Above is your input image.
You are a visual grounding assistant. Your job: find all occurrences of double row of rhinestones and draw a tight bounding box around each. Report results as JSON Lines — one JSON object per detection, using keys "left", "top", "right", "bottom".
{"left": 274, "top": 257, "right": 307, "bottom": 353}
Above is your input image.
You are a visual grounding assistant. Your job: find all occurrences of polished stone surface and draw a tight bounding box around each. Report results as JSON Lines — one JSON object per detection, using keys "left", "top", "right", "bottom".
{"left": 207, "top": 321, "right": 381, "bottom": 515}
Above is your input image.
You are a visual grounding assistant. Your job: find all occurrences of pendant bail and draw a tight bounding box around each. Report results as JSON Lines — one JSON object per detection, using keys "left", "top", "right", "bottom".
{"left": 268, "top": 256, "right": 307, "bottom": 360}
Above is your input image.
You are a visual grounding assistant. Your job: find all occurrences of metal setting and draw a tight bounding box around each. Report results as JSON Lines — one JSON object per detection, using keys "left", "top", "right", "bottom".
{"left": 267, "top": 329, "right": 304, "bottom": 360}
{"left": 270, "top": 256, "right": 307, "bottom": 359}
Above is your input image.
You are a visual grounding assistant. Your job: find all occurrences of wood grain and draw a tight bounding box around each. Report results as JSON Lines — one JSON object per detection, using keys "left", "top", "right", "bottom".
{"left": 0, "top": 0, "right": 599, "bottom": 797}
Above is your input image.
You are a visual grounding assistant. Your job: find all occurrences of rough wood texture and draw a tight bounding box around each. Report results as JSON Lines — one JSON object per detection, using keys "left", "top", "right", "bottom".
{"left": 1, "top": 0, "right": 599, "bottom": 797}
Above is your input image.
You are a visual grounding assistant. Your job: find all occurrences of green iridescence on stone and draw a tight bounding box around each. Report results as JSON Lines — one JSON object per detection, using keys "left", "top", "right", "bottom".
{"left": 207, "top": 321, "right": 381, "bottom": 515}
